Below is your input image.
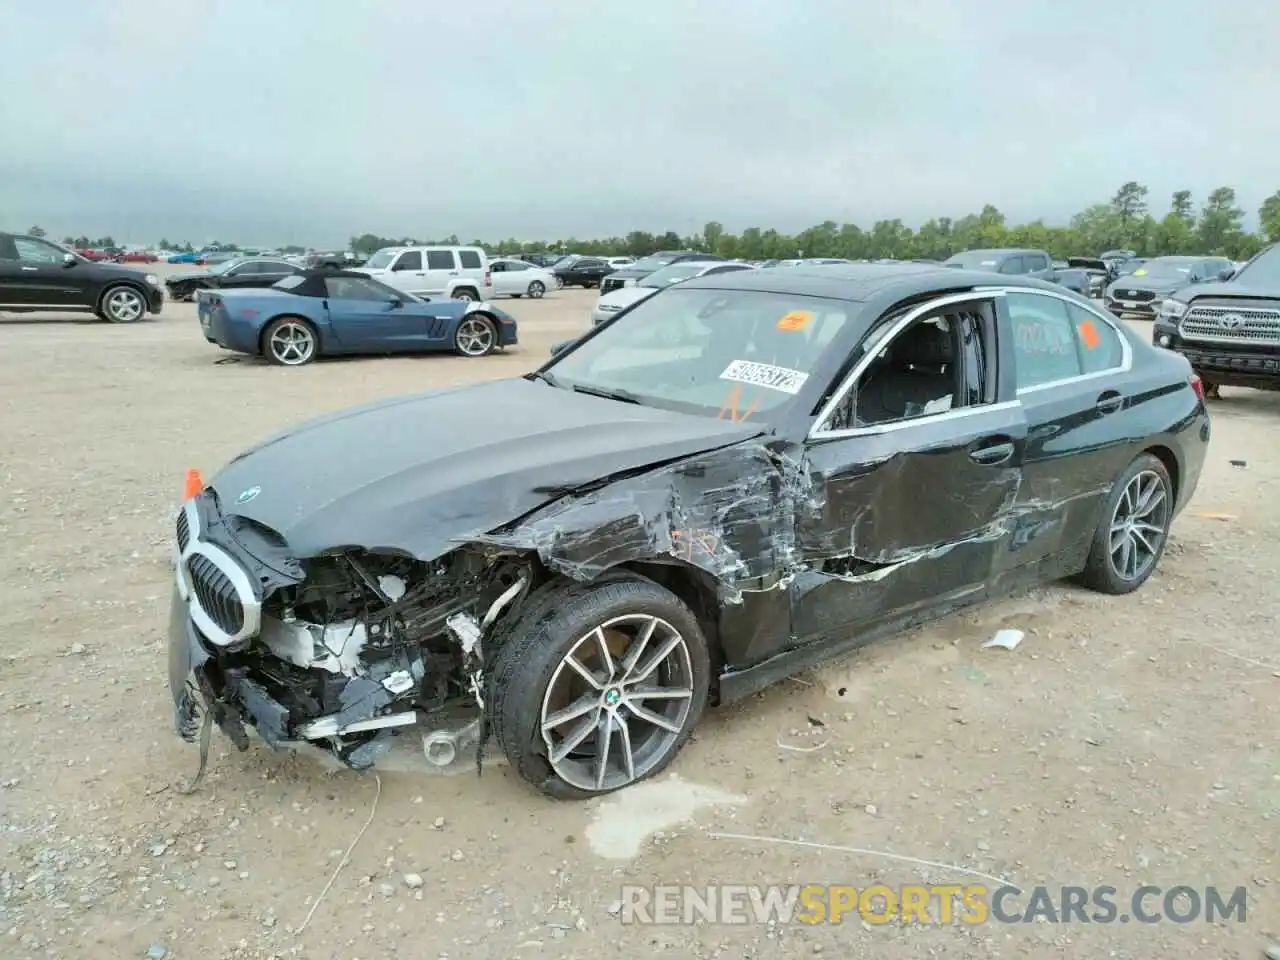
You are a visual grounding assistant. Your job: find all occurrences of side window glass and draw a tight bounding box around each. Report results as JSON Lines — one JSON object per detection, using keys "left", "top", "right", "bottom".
{"left": 13, "top": 238, "right": 63, "bottom": 264}
{"left": 509, "top": 261, "right": 528, "bottom": 271}
{"left": 457, "top": 250, "right": 482, "bottom": 269}
{"left": 1007, "top": 292, "right": 1083, "bottom": 389}
{"left": 426, "top": 250, "right": 455, "bottom": 270}
{"left": 326, "top": 277, "right": 387, "bottom": 301}
{"left": 490, "top": 261, "right": 506, "bottom": 273}
{"left": 393, "top": 251, "right": 422, "bottom": 272}
{"left": 825, "top": 312, "right": 963, "bottom": 429}
{"left": 1065, "top": 302, "right": 1124, "bottom": 374}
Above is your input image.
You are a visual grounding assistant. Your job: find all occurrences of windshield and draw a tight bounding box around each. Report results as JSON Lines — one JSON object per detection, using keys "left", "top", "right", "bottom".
{"left": 639, "top": 263, "right": 710, "bottom": 288}
{"left": 1130, "top": 258, "right": 1195, "bottom": 281}
{"left": 364, "top": 249, "right": 398, "bottom": 269}
{"left": 943, "top": 252, "right": 1000, "bottom": 270}
{"left": 544, "top": 288, "right": 851, "bottom": 419}
{"left": 628, "top": 256, "right": 677, "bottom": 273}
{"left": 1233, "top": 245, "right": 1280, "bottom": 286}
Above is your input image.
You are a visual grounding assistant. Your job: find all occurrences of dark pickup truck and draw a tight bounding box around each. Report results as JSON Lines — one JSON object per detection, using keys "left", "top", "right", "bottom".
{"left": 1152, "top": 243, "right": 1280, "bottom": 396}
{"left": 941, "top": 248, "right": 1092, "bottom": 297}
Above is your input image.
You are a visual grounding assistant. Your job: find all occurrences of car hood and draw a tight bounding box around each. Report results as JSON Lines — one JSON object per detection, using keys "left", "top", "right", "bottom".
{"left": 1108, "top": 276, "right": 1187, "bottom": 294}
{"left": 1173, "top": 280, "right": 1280, "bottom": 303}
{"left": 600, "top": 267, "right": 653, "bottom": 279}
{"left": 208, "top": 377, "right": 765, "bottom": 561}
{"left": 597, "top": 286, "right": 660, "bottom": 309}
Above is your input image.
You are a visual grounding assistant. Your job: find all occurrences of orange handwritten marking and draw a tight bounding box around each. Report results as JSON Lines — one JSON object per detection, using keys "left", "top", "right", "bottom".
{"left": 776, "top": 310, "right": 814, "bottom": 332}
{"left": 1077, "top": 319, "right": 1101, "bottom": 350}
{"left": 671, "top": 528, "right": 721, "bottom": 561}
{"left": 719, "top": 383, "right": 764, "bottom": 423}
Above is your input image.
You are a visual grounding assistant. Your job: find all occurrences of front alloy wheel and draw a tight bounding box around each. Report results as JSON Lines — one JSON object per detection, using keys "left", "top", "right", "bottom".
{"left": 527, "top": 280, "right": 546, "bottom": 298}
{"left": 540, "top": 615, "right": 695, "bottom": 793}
{"left": 102, "top": 286, "right": 146, "bottom": 323}
{"left": 488, "top": 575, "right": 711, "bottom": 799}
{"left": 453, "top": 315, "right": 496, "bottom": 357}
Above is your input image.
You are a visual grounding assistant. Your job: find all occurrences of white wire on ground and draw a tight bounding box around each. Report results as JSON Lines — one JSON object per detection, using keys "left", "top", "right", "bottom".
{"left": 295, "top": 773, "right": 383, "bottom": 936}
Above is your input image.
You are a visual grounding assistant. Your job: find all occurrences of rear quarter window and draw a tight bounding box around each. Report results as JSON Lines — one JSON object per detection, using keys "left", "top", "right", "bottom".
{"left": 458, "top": 250, "right": 482, "bottom": 269}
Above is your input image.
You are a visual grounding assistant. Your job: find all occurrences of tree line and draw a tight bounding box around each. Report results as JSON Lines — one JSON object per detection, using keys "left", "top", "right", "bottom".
{"left": 350, "top": 182, "right": 1280, "bottom": 262}
{"left": 16, "top": 181, "right": 1280, "bottom": 262}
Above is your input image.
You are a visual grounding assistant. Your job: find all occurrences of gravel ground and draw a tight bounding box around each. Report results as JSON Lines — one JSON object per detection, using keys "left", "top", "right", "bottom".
{"left": 0, "top": 283, "right": 1276, "bottom": 960}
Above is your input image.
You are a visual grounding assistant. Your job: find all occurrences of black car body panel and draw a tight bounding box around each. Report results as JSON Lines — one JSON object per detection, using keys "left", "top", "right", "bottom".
{"left": 166, "top": 258, "right": 302, "bottom": 300}
{"left": 553, "top": 257, "right": 614, "bottom": 287}
{"left": 1151, "top": 244, "right": 1280, "bottom": 391}
{"left": 0, "top": 232, "right": 163, "bottom": 316}
{"left": 942, "top": 248, "right": 1090, "bottom": 296}
{"left": 166, "top": 263, "right": 1209, "bottom": 774}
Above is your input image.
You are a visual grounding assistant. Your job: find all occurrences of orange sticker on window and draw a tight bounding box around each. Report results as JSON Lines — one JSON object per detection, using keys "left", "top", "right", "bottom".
{"left": 776, "top": 310, "right": 814, "bottom": 332}
{"left": 1077, "top": 319, "right": 1101, "bottom": 350}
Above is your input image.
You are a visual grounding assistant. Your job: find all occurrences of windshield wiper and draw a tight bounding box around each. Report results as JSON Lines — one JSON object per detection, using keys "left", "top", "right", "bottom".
{"left": 570, "top": 383, "right": 643, "bottom": 405}
{"left": 528, "top": 370, "right": 564, "bottom": 388}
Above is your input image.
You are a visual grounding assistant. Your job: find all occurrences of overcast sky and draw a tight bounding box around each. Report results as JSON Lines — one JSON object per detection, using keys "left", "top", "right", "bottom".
{"left": 1, "top": 0, "right": 1275, "bottom": 246}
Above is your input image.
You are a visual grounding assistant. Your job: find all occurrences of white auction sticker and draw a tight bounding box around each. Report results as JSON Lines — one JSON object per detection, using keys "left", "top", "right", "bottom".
{"left": 719, "top": 359, "right": 809, "bottom": 395}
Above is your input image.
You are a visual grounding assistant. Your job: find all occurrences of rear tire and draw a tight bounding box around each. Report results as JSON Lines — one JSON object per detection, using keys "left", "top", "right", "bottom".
{"left": 488, "top": 574, "right": 711, "bottom": 800}
{"left": 261, "top": 316, "right": 318, "bottom": 366}
{"left": 452, "top": 287, "right": 479, "bottom": 302}
{"left": 1076, "top": 453, "right": 1173, "bottom": 595}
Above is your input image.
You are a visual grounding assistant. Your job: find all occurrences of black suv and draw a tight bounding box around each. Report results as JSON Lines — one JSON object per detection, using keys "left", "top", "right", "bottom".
{"left": 598, "top": 250, "right": 724, "bottom": 294}
{"left": 553, "top": 256, "right": 614, "bottom": 288}
{"left": 1152, "top": 243, "right": 1280, "bottom": 395}
{"left": 0, "top": 233, "right": 164, "bottom": 322}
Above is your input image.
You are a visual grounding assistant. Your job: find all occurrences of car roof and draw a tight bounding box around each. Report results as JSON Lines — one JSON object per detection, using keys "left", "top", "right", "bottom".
{"left": 675, "top": 261, "right": 1073, "bottom": 303}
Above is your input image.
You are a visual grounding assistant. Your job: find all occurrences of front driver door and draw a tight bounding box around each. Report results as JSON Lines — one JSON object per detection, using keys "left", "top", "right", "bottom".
{"left": 324, "top": 276, "right": 428, "bottom": 353}
{"left": 791, "top": 292, "right": 1028, "bottom": 642}
{"left": 6, "top": 237, "right": 83, "bottom": 306}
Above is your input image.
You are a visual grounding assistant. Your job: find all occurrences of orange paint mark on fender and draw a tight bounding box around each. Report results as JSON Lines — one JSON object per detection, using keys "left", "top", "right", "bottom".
{"left": 671, "top": 528, "right": 721, "bottom": 562}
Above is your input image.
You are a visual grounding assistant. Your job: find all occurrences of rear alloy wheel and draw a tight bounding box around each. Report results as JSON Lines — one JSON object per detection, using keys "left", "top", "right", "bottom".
{"left": 488, "top": 576, "right": 710, "bottom": 799}
{"left": 527, "top": 280, "right": 546, "bottom": 299}
{"left": 1077, "top": 453, "right": 1173, "bottom": 594}
{"left": 101, "top": 286, "right": 146, "bottom": 323}
{"left": 453, "top": 315, "right": 497, "bottom": 357}
{"left": 263, "top": 317, "right": 317, "bottom": 366}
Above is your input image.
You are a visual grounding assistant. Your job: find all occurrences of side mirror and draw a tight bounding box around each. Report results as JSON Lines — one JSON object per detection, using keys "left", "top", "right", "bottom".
{"left": 1217, "top": 268, "right": 1234, "bottom": 282}
{"left": 387, "top": 298, "right": 402, "bottom": 308}
{"left": 62, "top": 252, "right": 77, "bottom": 266}
{"left": 549, "top": 339, "right": 573, "bottom": 357}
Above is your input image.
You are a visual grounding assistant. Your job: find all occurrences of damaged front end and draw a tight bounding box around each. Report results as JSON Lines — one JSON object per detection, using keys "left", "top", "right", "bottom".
{"left": 168, "top": 490, "right": 528, "bottom": 775}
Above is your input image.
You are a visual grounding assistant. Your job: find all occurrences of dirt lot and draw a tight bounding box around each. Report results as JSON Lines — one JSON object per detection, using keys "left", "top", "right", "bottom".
{"left": 0, "top": 281, "right": 1276, "bottom": 960}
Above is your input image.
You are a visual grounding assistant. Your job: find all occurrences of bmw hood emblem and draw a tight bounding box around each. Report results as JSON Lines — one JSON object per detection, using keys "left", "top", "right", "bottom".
{"left": 237, "top": 486, "right": 261, "bottom": 504}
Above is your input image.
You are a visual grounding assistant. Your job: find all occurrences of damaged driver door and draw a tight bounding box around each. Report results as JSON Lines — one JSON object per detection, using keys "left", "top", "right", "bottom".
{"left": 791, "top": 292, "right": 1027, "bottom": 643}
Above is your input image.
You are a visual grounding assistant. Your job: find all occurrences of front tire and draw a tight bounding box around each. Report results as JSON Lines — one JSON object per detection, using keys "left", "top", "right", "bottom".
{"left": 452, "top": 314, "right": 497, "bottom": 357}
{"left": 527, "top": 280, "right": 546, "bottom": 298}
{"left": 452, "top": 287, "right": 479, "bottom": 302}
{"left": 488, "top": 575, "right": 711, "bottom": 800}
{"left": 261, "top": 316, "right": 318, "bottom": 366}
{"left": 1076, "top": 453, "right": 1173, "bottom": 595}
{"left": 100, "top": 285, "right": 147, "bottom": 323}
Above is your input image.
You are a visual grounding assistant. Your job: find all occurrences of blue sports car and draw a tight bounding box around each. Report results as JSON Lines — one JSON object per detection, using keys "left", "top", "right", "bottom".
{"left": 196, "top": 270, "right": 519, "bottom": 366}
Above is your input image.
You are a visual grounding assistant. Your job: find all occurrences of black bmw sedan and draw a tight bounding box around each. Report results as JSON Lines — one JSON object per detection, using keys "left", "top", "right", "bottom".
{"left": 166, "top": 262, "right": 1209, "bottom": 799}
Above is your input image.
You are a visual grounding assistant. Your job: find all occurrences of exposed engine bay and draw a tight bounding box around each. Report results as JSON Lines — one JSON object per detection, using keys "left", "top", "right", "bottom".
{"left": 178, "top": 521, "right": 531, "bottom": 773}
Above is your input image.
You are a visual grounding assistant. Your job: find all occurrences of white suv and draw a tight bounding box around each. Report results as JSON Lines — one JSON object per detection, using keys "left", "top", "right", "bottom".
{"left": 354, "top": 246, "right": 493, "bottom": 301}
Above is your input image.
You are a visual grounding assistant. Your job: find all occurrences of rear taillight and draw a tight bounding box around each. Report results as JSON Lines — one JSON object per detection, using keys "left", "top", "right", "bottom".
{"left": 1189, "top": 374, "right": 1205, "bottom": 404}
{"left": 484, "top": 270, "right": 491, "bottom": 286}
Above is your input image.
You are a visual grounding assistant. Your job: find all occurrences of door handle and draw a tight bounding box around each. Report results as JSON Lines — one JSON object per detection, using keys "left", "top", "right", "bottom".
{"left": 969, "top": 441, "right": 1015, "bottom": 465}
{"left": 1095, "top": 390, "right": 1124, "bottom": 415}
{"left": 21, "top": 266, "right": 37, "bottom": 272}
{"left": 448, "top": 271, "right": 459, "bottom": 276}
